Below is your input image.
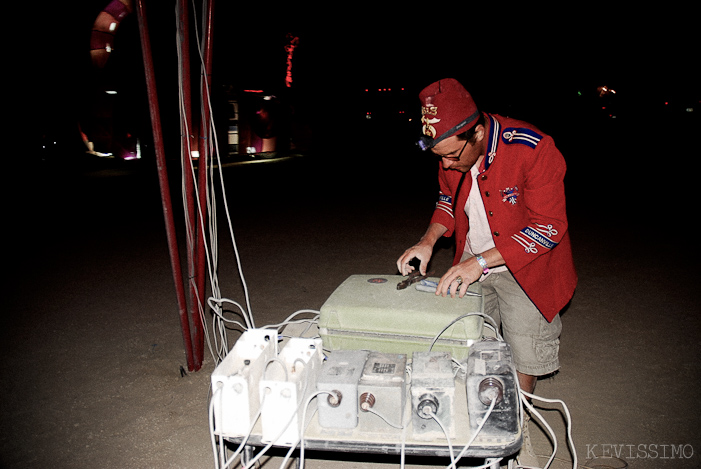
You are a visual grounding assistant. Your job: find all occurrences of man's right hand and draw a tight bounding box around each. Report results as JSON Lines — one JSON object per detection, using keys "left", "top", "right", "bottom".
{"left": 396, "top": 242, "right": 433, "bottom": 276}
{"left": 396, "top": 223, "right": 448, "bottom": 276}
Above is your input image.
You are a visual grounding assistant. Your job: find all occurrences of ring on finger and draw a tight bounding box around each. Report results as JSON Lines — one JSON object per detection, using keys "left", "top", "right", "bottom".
{"left": 455, "top": 276, "right": 463, "bottom": 285}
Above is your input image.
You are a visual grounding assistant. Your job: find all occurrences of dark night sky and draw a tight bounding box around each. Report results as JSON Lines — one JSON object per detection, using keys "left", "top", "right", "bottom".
{"left": 30, "top": 3, "right": 699, "bottom": 153}
{"left": 42, "top": 3, "right": 699, "bottom": 94}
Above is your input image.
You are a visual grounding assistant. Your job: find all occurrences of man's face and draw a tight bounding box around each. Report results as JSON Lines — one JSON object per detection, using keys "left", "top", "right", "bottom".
{"left": 431, "top": 126, "right": 485, "bottom": 173}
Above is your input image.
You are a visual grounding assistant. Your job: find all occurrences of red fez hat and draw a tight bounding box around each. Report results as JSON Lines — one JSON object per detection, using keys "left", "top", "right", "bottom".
{"left": 418, "top": 78, "right": 480, "bottom": 150}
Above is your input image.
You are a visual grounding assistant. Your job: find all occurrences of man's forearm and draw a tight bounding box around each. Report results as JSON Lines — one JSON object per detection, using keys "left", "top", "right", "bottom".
{"left": 418, "top": 223, "right": 448, "bottom": 248}
{"left": 477, "top": 247, "right": 505, "bottom": 270}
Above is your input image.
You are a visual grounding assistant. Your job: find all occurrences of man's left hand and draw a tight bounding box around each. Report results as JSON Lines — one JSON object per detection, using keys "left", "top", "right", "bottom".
{"left": 436, "top": 257, "right": 483, "bottom": 298}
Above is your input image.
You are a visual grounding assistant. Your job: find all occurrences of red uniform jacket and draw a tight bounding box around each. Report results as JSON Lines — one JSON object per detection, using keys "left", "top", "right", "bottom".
{"left": 430, "top": 113, "right": 577, "bottom": 322}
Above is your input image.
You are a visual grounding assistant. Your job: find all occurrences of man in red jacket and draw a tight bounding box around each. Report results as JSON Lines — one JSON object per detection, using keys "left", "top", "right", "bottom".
{"left": 397, "top": 78, "right": 577, "bottom": 396}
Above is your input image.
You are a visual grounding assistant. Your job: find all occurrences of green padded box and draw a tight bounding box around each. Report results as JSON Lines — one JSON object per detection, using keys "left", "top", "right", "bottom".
{"left": 319, "top": 275, "right": 484, "bottom": 362}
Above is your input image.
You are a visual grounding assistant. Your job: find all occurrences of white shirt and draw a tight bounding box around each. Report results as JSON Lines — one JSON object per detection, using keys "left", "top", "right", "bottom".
{"left": 460, "top": 164, "right": 507, "bottom": 278}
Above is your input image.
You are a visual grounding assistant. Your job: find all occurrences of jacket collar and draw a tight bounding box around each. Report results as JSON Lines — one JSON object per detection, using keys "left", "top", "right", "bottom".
{"left": 483, "top": 113, "right": 500, "bottom": 171}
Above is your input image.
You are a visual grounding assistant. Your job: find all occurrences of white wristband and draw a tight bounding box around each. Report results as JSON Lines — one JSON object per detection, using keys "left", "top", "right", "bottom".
{"left": 475, "top": 254, "right": 489, "bottom": 274}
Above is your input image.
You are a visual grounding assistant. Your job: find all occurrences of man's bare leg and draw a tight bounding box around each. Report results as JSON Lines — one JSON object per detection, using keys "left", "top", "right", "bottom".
{"left": 517, "top": 371, "right": 540, "bottom": 465}
{"left": 518, "top": 371, "right": 537, "bottom": 395}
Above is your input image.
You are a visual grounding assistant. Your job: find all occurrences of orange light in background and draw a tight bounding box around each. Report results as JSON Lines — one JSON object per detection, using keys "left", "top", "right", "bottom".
{"left": 284, "top": 34, "right": 299, "bottom": 88}
{"left": 597, "top": 85, "right": 616, "bottom": 97}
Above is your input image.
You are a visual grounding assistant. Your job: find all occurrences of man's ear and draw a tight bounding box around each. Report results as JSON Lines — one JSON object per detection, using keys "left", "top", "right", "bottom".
{"left": 474, "top": 124, "right": 486, "bottom": 143}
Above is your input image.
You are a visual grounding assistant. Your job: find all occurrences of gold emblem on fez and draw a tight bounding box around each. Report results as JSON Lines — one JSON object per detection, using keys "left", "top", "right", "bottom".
{"left": 421, "top": 105, "right": 440, "bottom": 138}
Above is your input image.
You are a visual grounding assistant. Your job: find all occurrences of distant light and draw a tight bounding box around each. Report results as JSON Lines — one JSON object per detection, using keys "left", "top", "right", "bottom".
{"left": 597, "top": 85, "right": 616, "bottom": 97}
{"left": 284, "top": 34, "right": 299, "bottom": 88}
{"left": 686, "top": 108, "right": 694, "bottom": 113}
{"left": 105, "top": 90, "right": 117, "bottom": 95}
{"left": 124, "top": 139, "right": 143, "bottom": 160}
{"left": 191, "top": 151, "right": 200, "bottom": 159}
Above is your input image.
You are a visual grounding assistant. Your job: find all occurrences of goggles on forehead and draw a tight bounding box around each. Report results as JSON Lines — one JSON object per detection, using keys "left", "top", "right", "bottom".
{"left": 416, "top": 110, "right": 481, "bottom": 151}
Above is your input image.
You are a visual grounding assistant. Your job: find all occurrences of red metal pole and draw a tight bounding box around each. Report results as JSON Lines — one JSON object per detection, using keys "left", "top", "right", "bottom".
{"left": 176, "top": 0, "right": 195, "bottom": 272}
{"left": 193, "top": 0, "right": 216, "bottom": 368}
{"left": 136, "top": 0, "right": 195, "bottom": 371}
{"left": 176, "top": 0, "right": 202, "bottom": 370}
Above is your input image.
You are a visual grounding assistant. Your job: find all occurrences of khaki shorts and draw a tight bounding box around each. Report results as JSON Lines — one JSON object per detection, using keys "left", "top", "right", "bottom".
{"left": 480, "top": 270, "right": 561, "bottom": 376}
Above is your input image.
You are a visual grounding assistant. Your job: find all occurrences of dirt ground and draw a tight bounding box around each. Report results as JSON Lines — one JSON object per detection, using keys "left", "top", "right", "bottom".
{"left": 3, "top": 127, "right": 700, "bottom": 469}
